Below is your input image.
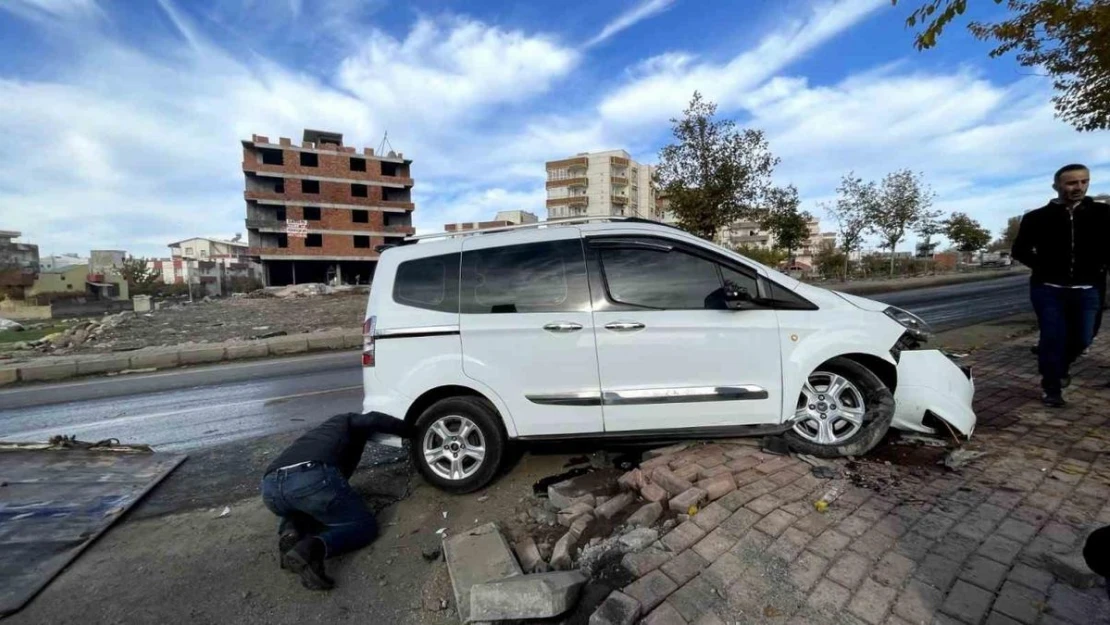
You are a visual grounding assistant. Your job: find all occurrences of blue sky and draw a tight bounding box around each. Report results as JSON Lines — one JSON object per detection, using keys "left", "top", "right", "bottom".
{"left": 1, "top": 0, "right": 1107, "bottom": 258}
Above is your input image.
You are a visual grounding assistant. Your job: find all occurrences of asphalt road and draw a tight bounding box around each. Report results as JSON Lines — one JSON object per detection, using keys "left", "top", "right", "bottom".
{"left": 0, "top": 274, "right": 1030, "bottom": 452}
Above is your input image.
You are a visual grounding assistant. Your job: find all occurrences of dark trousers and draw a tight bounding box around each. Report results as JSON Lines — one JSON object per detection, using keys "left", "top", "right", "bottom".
{"left": 1031, "top": 284, "right": 1101, "bottom": 393}
{"left": 1094, "top": 278, "right": 1107, "bottom": 337}
{"left": 261, "top": 463, "right": 378, "bottom": 558}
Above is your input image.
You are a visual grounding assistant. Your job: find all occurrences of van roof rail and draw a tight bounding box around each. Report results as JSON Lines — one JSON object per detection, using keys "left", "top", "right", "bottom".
{"left": 404, "top": 216, "right": 684, "bottom": 242}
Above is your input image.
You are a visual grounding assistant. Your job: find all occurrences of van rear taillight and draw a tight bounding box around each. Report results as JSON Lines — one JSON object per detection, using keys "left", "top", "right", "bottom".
{"left": 362, "top": 316, "right": 376, "bottom": 367}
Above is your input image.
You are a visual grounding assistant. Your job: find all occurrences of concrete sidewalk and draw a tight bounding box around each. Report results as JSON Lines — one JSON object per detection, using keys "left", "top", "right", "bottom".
{"left": 601, "top": 335, "right": 1110, "bottom": 625}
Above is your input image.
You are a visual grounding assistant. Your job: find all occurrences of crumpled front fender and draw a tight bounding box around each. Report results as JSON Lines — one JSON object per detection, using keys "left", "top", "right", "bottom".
{"left": 893, "top": 350, "right": 977, "bottom": 437}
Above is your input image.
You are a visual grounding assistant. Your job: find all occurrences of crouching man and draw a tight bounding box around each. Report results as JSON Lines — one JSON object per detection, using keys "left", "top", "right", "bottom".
{"left": 261, "top": 411, "right": 408, "bottom": 590}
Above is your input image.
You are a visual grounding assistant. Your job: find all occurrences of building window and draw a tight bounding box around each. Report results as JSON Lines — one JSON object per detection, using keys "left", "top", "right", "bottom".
{"left": 353, "top": 235, "right": 370, "bottom": 249}
{"left": 278, "top": 234, "right": 288, "bottom": 248}
{"left": 274, "top": 180, "right": 285, "bottom": 193}
{"left": 300, "top": 152, "right": 318, "bottom": 167}
{"left": 275, "top": 207, "right": 286, "bottom": 221}
{"left": 260, "top": 148, "right": 283, "bottom": 165}
{"left": 352, "top": 210, "right": 369, "bottom": 223}
{"left": 185, "top": 247, "right": 194, "bottom": 256}
{"left": 200, "top": 250, "right": 208, "bottom": 258}
{"left": 350, "top": 158, "right": 366, "bottom": 172}
{"left": 382, "top": 162, "right": 400, "bottom": 177}
{"left": 351, "top": 184, "right": 368, "bottom": 198}
{"left": 303, "top": 206, "right": 321, "bottom": 220}
{"left": 67, "top": 284, "right": 73, "bottom": 290}
{"left": 306, "top": 234, "right": 323, "bottom": 247}
{"left": 302, "top": 179, "right": 320, "bottom": 194}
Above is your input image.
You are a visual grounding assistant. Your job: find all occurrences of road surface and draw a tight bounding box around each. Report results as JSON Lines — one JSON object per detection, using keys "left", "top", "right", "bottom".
{"left": 0, "top": 274, "right": 1030, "bottom": 452}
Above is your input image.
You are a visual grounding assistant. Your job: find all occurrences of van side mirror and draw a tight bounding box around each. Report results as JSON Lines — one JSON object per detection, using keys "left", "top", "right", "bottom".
{"left": 723, "top": 283, "right": 752, "bottom": 309}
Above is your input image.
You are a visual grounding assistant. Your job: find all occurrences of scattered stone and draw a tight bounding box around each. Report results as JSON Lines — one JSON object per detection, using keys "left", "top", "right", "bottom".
{"left": 538, "top": 541, "right": 553, "bottom": 563}
{"left": 559, "top": 502, "right": 596, "bottom": 527}
{"left": 442, "top": 522, "right": 522, "bottom": 623}
{"left": 569, "top": 513, "right": 594, "bottom": 539}
{"left": 627, "top": 502, "right": 664, "bottom": 528}
{"left": 1043, "top": 551, "right": 1101, "bottom": 589}
{"left": 549, "top": 477, "right": 601, "bottom": 510}
{"left": 469, "top": 571, "right": 587, "bottom": 621}
{"left": 662, "top": 519, "right": 677, "bottom": 531}
{"left": 528, "top": 506, "right": 558, "bottom": 526}
{"left": 618, "top": 469, "right": 645, "bottom": 491}
{"left": 697, "top": 473, "right": 736, "bottom": 501}
{"left": 643, "top": 443, "right": 690, "bottom": 460}
{"left": 596, "top": 492, "right": 635, "bottom": 520}
{"left": 551, "top": 532, "right": 578, "bottom": 571}
{"left": 513, "top": 536, "right": 548, "bottom": 574}
{"left": 589, "top": 590, "right": 642, "bottom": 625}
{"left": 652, "top": 467, "right": 694, "bottom": 497}
{"left": 944, "top": 449, "right": 988, "bottom": 469}
{"left": 669, "top": 487, "right": 709, "bottom": 513}
{"left": 619, "top": 528, "right": 660, "bottom": 552}
{"left": 812, "top": 465, "right": 840, "bottom": 479}
{"left": 641, "top": 482, "right": 669, "bottom": 503}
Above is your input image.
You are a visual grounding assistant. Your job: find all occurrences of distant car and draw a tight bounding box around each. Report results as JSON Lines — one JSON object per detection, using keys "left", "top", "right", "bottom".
{"left": 361, "top": 218, "right": 977, "bottom": 493}
{"left": 980, "top": 251, "right": 1012, "bottom": 267}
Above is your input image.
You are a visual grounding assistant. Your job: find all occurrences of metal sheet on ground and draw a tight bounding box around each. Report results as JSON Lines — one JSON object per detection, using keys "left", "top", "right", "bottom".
{"left": 0, "top": 445, "right": 187, "bottom": 617}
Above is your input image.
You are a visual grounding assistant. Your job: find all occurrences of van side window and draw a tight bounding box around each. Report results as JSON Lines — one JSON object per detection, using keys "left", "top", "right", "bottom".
{"left": 393, "top": 253, "right": 460, "bottom": 313}
{"left": 461, "top": 239, "right": 589, "bottom": 314}
{"left": 598, "top": 245, "right": 759, "bottom": 310}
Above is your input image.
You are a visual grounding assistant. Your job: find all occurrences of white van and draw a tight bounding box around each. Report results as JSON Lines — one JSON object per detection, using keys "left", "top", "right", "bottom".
{"left": 363, "top": 218, "right": 975, "bottom": 493}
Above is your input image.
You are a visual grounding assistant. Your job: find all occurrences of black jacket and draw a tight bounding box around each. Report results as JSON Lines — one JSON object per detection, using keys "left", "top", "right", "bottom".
{"left": 1011, "top": 197, "right": 1110, "bottom": 287}
{"left": 265, "top": 412, "right": 409, "bottom": 478}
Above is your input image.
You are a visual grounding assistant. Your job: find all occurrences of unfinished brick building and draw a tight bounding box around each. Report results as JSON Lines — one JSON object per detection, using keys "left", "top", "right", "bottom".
{"left": 242, "top": 129, "right": 415, "bottom": 286}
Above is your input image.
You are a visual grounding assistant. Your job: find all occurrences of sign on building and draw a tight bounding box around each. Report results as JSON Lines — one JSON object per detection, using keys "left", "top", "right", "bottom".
{"left": 285, "top": 219, "right": 308, "bottom": 239}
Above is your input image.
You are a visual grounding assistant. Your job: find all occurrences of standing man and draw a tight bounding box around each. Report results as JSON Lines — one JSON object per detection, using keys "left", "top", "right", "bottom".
{"left": 1012, "top": 164, "right": 1110, "bottom": 407}
{"left": 261, "top": 411, "right": 409, "bottom": 590}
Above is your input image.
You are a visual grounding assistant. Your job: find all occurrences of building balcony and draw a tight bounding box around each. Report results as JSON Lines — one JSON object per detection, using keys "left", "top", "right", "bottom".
{"left": 245, "top": 218, "right": 285, "bottom": 231}
{"left": 545, "top": 177, "right": 588, "bottom": 189}
{"left": 611, "top": 176, "right": 629, "bottom": 186}
{"left": 546, "top": 196, "right": 589, "bottom": 208}
{"left": 612, "top": 196, "right": 629, "bottom": 206}
{"left": 610, "top": 156, "right": 630, "bottom": 167}
{"left": 384, "top": 225, "right": 416, "bottom": 236}
{"left": 546, "top": 156, "right": 589, "bottom": 170}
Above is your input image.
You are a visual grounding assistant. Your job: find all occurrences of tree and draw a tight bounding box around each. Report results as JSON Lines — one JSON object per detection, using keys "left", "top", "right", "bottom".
{"left": 119, "top": 256, "right": 162, "bottom": 295}
{"left": 988, "top": 215, "right": 1023, "bottom": 251}
{"left": 945, "top": 212, "right": 993, "bottom": 260}
{"left": 891, "top": 0, "right": 1110, "bottom": 131}
{"left": 867, "top": 170, "right": 936, "bottom": 276}
{"left": 914, "top": 209, "right": 946, "bottom": 258}
{"left": 733, "top": 244, "right": 789, "bottom": 268}
{"left": 658, "top": 92, "right": 782, "bottom": 240}
{"left": 826, "top": 173, "right": 879, "bottom": 279}
{"left": 761, "top": 185, "right": 811, "bottom": 263}
{"left": 814, "top": 242, "right": 848, "bottom": 279}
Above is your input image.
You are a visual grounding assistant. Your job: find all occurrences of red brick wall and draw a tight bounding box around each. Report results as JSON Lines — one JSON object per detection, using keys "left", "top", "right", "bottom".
{"left": 257, "top": 233, "right": 387, "bottom": 258}
{"left": 242, "top": 145, "right": 412, "bottom": 186}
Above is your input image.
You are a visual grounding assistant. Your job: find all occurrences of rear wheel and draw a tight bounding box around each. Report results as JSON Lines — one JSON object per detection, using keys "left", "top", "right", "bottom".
{"left": 411, "top": 396, "right": 504, "bottom": 494}
{"left": 784, "top": 357, "right": 894, "bottom": 458}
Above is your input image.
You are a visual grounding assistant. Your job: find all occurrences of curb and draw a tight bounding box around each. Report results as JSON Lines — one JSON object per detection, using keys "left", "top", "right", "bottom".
{"left": 818, "top": 269, "right": 1025, "bottom": 296}
{"left": 0, "top": 330, "right": 363, "bottom": 387}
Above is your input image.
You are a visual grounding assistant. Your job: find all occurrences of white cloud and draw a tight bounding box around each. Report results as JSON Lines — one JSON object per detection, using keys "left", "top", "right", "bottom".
{"left": 0, "top": 0, "right": 102, "bottom": 22}
{"left": 597, "top": 0, "right": 885, "bottom": 127}
{"left": 586, "top": 0, "right": 676, "bottom": 47}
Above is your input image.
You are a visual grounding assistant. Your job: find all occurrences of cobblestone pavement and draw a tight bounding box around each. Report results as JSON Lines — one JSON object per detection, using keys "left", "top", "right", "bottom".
{"left": 603, "top": 335, "right": 1110, "bottom": 625}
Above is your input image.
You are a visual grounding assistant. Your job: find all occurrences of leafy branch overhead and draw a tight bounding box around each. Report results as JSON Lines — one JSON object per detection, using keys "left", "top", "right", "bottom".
{"left": 656, "top": 92, "right": 786, "bottom": 240}
{"left": 891, "top": 0, "right": 1110, "bottom": 131}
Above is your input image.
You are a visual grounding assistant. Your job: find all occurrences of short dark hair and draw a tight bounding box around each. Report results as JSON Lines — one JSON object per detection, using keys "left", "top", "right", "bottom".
{"left": 1054, "top": 163, "right": 1089, "bottom": 183}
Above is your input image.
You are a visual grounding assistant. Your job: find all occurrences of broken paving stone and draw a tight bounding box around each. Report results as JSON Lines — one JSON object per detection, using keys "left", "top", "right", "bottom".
{"left": 469, "top": 571, "right": 587, "bottom": 621}
{"left": 669, "top": 487, "right": 708, "bottom": 513}
{"left": 812, "top": 465, "right": 840, "bottom": 479}
{"left": 528, "top": 506, "right": 558, "bottom": 526}
{"left": 619, "top": 528, "right": 660, "bottom": 552}
{"left": 513, "top": 536, "right": 549, "bottom": 574}
{"left": 551, "top": 532, "right": 579, "bottom": 571}
{"left": 559, "top": 502, "right": 596, "bottom": 527}
{"left": 627, "top": 502, "right": 663, "bottom": 528}
{"left": 618, "top": 469, "right": 645, "bottom": 491}
{"left": 1043, "top": 551, "right": 1101, "bottom": 588}
{"left": 596, "top": 492, "right": 635, "bottom": 520}
{"left": 641, "top": 482, "right": 669, "bottom": 503}
{"left": 652, "top": 467, "right": 694, "bottom": 497}
{"left": 944, "top": 449, "right": 988, "bottom": 469}
{"left": 589, "top": 590, "right": 642, "bottom": 625}
{"left": 697, "top": 473, "right": 736, "bottom": 501}
{"left": 643, "top": 443, "right": 691, "bottom": 460}
{"left": 442, "top": 522, "right": 522, "bottom": 624}
{"left": 548, "top": 475, "right": 603, "bottom": 510}
{"left": 569, "top": 513, "right": 594, "bottom": 539}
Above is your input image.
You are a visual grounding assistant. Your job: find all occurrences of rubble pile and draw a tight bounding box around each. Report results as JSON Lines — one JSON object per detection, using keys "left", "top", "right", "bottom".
{"left": 5, "top": 312, "right": 136, "bottom": 354}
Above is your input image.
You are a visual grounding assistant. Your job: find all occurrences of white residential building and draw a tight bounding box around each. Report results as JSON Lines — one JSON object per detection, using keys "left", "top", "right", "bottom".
{"left": 718, "top": 218, "right": 838, "bottom": 270}
{"left": 545, "top": 150, "right": 660, "bottom": 221}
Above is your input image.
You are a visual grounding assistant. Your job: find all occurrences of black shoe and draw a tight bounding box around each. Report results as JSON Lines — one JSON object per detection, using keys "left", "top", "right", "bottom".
{"left": 1042, "top": 393, "right": 1066, "bottom": 408}
{"left": 278, "top": 529, "right": 300, "bottom": 570}
{"left": 282, "top": 538, "right": 334, "bottom": 591}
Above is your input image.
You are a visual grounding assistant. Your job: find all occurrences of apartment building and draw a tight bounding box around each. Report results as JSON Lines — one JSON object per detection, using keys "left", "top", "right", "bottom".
{"left": 718, "top": 218, "right": 837, "bottom": 270}
{"left": 242, "top": 129, "right": 416, "bottom": 286}
{"left": 545, "top": 150, "right": 656, "bottom": 221}
{"left": 444, "top": 210, "right": 539, "bottom": 233}
{"left": 0, "top": 230, "right": 39, "bottom": 293}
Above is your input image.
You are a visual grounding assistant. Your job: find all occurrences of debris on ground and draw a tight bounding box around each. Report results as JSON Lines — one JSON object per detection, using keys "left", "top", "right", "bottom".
{"left": 442, "top": 522, "right": 522, "bottom": 623}
{"left": 943, "top": 448, "right": 988, "bottom": 470}
{"left": 811, "top": 465, "right": 840, "bottom": 479}
{"left": 469, "top": 570, "right": 586, "bottom": 621}
{"left": 0, "top": 317, "right": 24, "bottom": 332}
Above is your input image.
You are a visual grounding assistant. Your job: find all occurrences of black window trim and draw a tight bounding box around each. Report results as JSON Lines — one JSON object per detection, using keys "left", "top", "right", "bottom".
{"left": 584, "top": 234, "right": 816, "bottom": 311}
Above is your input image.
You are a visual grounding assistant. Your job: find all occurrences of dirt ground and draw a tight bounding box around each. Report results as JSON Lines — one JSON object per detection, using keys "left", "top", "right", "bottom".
{"left": 0, "top": 292, "right": 366, "bottom": 360}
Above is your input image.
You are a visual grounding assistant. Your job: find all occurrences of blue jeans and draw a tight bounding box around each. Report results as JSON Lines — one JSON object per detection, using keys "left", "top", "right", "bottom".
{"left": 260, "top": 464, "right": 378, "bottom": 558}
{"left": 1031, "top": 284, "right": 1101, "bottom": 393}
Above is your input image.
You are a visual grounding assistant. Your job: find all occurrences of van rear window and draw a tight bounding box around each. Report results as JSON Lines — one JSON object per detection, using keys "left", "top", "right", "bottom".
{"left": 392, "top": 253, "right": 460, "bottom": 313}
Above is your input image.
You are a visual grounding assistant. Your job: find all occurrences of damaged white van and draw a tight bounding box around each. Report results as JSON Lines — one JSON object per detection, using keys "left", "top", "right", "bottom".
{"left": 362, "top": 218, "right": 976, "bottom": 493}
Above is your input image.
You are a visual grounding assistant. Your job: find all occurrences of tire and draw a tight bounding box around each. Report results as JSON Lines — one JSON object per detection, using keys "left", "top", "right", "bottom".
{"left": 783, "top": 357, "right": 895, "bottom": 458}
{"left": 410, "top": 396, "right": 505, "bottom": 494}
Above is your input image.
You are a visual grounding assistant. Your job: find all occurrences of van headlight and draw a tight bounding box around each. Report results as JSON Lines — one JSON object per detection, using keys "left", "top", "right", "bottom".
{"left": 884, "top": 306, "right": 933, "bottom": 341}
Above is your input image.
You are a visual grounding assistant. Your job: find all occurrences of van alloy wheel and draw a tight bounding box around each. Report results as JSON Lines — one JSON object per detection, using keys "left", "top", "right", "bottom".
{"left": 422, "top": 415, "right": 486, "bottom": 481}
{"left": 792, "top": 371, "right": 866, "bottom": 445}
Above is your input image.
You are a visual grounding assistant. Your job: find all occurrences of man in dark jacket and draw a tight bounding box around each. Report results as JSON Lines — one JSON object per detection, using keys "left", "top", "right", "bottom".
{"left": 261, "top": 411, "right": 408, "bottom": 590}
{"left": 1012, "top": 164, "right": 1110, "bottom": 407}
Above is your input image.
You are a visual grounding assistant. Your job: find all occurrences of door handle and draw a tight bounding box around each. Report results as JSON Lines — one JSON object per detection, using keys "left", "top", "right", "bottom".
{"left": 605, "top": 321, "right": 645, "bottom": 332}
{"left": 543, "top": 321, "right": 583, "bottom": 333}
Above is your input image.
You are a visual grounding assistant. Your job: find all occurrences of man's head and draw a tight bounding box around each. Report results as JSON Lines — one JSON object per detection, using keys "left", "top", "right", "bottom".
{"left": 1054, "top": 164, "right": 1090, "bottom": 203}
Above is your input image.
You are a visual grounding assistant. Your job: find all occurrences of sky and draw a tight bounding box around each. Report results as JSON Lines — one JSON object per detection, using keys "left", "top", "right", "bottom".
{"left": 0, "top": 0, "right": 1107, "bottom": 258}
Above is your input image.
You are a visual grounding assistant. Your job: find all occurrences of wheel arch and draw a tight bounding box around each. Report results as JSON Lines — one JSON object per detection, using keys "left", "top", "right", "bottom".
{"left": 404, "top": 385, "right": 512, "bottom": 437}
{"left": 837, "top": 353, "right": 898, "bottom": 393}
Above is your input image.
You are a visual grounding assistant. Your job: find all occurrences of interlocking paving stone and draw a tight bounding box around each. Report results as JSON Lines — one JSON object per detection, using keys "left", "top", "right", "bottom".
{"left": 848, "top": 578, "right": 898, "bottom": 625}
{"left": 940, "top": 580, "right": 995, "bottom": 624}
{"left": 661, "top": 521, "right": 707, "bottom": 554}
{"left": 958, "top": 555, "right": 1009, "bottom": 592}
{"left": 623, "top": 570, "right": 678, "bottom": 613}
{"left": 660, "top": 550, "right": 709, "bottom": 586}
{"left": 809, "top": 529, "right": 853, "bottom": 560}
{"left": 692, "top": 529, "right": 737, "bottom": 562}
{"left": 871, "top": 551, "right": 916, "bottom": 588}
{"left": 894, "top": 579, "right": 945, "bottom": 624}
{"left": 753, "top": 509, "right": 797, "bottom": 537}
{"left": 807, "top": 579, "right": 852, "bottom": 612}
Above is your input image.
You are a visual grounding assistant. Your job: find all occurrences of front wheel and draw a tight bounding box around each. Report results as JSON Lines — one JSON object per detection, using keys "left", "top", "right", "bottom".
{"left": 411, "top": 396, "right": 505, "bottom": 494}
{"left": 784, "top": 357, "right": 894, "bottom": 458}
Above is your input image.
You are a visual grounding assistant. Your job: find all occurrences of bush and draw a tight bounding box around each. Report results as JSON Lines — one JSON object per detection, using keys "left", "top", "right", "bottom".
{"left": 225, "top": 276, "right": 263, "bottom": 295}
{"left": 732, "top": 245, "right": 788, "bottom": 268}
{"left": 814, "top": 246, "right": 847, "bottom": 280}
